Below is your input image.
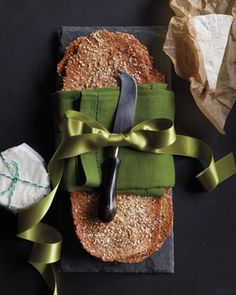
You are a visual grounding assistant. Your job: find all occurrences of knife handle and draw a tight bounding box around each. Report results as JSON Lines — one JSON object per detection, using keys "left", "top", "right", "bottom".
{"left": 99, "top": 154, "right": 121, "bottom": 222}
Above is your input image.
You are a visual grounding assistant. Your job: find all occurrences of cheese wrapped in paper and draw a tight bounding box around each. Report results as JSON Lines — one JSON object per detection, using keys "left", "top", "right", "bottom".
{"left": 0, "top": 143, "right": 50, "bottom": 212}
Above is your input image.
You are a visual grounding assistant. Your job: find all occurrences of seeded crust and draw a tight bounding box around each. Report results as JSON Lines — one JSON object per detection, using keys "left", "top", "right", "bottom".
{"left": 58, "top": 29, "right": 173, "bottom": 263}
{"left": 70, "top": 189, "right": 173, "bottom": 263}
{"left": 57, "top": 29, "right": 164, "bottom": 90}
{"left": 117, "top": 189, "right": 173, "bottom": 263}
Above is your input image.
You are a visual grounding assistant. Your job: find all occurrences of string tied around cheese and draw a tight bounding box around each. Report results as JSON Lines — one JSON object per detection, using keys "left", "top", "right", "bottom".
{"left": 0, "top": 153, "right": 50, "bottom": 209}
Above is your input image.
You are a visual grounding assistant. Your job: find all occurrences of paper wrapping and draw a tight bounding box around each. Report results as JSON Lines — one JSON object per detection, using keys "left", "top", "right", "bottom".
{"left": 163, "top": 0, "right": 236, "bottom": 133}
{"left": 0, "top": 143, "right": 50, "bottom": 212}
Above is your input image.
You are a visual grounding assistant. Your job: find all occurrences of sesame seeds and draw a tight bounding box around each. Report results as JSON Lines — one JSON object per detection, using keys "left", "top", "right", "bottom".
{"left": 57, "top": 29, "right": 164, "bottom": 91}
{"left": 70, "top": 190, "right": 173, "bottom": 263}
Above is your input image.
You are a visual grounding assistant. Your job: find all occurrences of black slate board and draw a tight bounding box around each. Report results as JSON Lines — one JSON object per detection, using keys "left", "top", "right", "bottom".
{"left": 57, "top": 26, "right": 174, "bottom": 273}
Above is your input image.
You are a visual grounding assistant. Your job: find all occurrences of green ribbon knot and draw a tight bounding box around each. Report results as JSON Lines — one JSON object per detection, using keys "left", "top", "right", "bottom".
{"left": 55, "top": 110, "right": 176, "bottom": 160}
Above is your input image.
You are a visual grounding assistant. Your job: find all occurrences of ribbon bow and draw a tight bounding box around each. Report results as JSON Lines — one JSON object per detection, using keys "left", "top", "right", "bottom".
{"left": 17, "top": 110, "right": 236, "bottom": 295}
{"left": 54, "top": 110, "right": 176, "bottom": 159}
{"left": 52, "top": 110, "right": 236, "bottom": 192}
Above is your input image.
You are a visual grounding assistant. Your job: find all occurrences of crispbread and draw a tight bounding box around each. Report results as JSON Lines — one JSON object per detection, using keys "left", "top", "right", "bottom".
{"left": 70, "top": 190, "right": 173, "bottom": 263}
{"left": 115, "top": 189, "right": 173, "bottom": 263}
{"left": 57, "top": 29, "right": 173, "bottom": 263}
{"left": 57, "top": 29, "right": 164, "bottom": 90}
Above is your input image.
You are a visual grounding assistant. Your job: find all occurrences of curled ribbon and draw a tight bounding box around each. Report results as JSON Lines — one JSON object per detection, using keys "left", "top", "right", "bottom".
{"left": 17, "top": 110, "right": 236, "bottom": 294}
{"left": 17, "top": 158, "right": 64, "bottom": 294}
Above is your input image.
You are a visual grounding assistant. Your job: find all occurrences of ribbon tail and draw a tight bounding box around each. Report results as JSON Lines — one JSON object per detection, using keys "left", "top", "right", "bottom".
{"left": 18, "top": 223, "right": 62, "bottom": 263}
{"left": 17, "top": 160, "right": 64, "bottom": 294}
{"left": 17, "top": 222, "right": 62, "bottom": 295}
{"left": 30, "top": 262, "right": 58, "bottom": 295}
{"left": 17, "top": 160, "right": 64, "bottom": 232}
{"left": 214, "top": 153, "right": 236, "bottom": 183}
{"left": 158, "top": 135, "right": 236, "bottom": 191}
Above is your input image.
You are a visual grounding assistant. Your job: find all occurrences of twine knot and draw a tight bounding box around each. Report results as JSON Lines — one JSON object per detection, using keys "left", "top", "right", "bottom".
{"left": 0, "top": 153, "right": 49, "bottom": 209}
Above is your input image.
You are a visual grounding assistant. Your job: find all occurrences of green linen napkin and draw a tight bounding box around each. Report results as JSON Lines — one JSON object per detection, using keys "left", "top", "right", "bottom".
{"left": 53, "top": 83, "right": 175, "bottom": 196}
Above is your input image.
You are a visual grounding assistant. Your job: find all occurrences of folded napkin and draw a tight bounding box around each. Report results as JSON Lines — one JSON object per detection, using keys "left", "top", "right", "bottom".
{"left": 0, "top": 143, "right": 51, "bottom": 212}
{"left": 54, "top": 83, "right": 175, "bottom": 196}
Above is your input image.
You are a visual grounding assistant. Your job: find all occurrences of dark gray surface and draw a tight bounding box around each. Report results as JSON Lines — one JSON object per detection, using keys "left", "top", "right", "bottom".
{"left": 61, "top": 235, "right": 174, "bottom": 273}
{"left": 0, "top": 1, "right": 235, "bottom": 295}
{"left": 58, "top": 26, "right": 174, "bottom": 274}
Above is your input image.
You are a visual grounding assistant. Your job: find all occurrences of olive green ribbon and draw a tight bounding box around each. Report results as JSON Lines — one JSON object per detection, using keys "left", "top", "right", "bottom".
{"left": 56, "top": 110, "right": 236, "bottom": 191}
{"left": 17, "top": 159, "right": 64, "bottom": 294}
{"left": 17, "top": 109, "right": 236, "bottom": 294}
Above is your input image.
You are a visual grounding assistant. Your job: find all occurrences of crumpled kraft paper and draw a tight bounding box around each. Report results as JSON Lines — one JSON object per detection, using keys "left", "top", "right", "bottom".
{"left": 163, "top": 0, "right": 236, "bottom": 134}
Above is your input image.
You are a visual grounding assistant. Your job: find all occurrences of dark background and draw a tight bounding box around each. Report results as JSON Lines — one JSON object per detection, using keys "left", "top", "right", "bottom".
{"left": 0, "top": 1, "right": 235, "bottom": 294}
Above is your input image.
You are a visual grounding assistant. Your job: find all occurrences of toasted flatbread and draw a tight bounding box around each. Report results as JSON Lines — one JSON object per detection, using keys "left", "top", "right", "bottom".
{"left": 57, "top": 29, "right": 173, "bottom": 263}
{"left": 57, "top": 29, "right": 164, "bottom": 90}
{"left": 70, "top": 190, "right": 173, "bottom": 263}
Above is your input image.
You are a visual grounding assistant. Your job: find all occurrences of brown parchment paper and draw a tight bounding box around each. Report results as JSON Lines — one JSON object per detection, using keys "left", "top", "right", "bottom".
{"left": 163, "top": 0, "right": 236, "bottom": 134}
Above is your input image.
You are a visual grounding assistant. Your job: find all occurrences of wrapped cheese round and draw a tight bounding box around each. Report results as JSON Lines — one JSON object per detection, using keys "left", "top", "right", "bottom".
{"left": 0, "top": 143, "right": 50, "bottom": 212}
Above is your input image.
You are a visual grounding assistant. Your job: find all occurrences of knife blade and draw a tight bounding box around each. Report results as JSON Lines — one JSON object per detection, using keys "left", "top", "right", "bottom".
{"left": 99, "top": 71, "right": 137, "bottom": 222}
